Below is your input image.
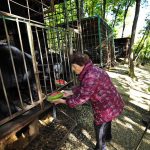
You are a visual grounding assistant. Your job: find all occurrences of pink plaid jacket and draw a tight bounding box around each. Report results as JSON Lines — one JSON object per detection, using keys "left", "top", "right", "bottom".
{"left": 66, "top": 61, "right": 124, "bottom": 125}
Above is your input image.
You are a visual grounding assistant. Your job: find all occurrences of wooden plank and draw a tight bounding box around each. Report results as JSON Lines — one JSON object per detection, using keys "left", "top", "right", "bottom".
{"left": 0, "top": 102, "right": 52, "bottom": 140}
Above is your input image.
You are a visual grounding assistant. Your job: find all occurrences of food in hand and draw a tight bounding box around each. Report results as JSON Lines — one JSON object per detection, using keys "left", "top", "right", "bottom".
{"left": 55, "top": 79, "right": 67, "bottom": 87}
{"left": 47, "top": 91, "right": 64, "bottom": 102}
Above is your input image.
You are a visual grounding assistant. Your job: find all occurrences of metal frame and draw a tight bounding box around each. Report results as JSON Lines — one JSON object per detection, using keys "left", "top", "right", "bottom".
{"left": 0, "top": 15, "right": 46, "bottom": 125}
{"left": 0, "top": 0, "right": 78, "bottom": 126}
{"left": 0, "top": 0, "right": 115, "bottom": 127}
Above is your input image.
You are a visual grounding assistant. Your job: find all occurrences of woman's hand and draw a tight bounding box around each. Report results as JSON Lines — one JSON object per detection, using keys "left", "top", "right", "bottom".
{"left": 53, "top": 99, "right": 66, "bottom": 105}
{"left": 63, "top": 90, "right": 73, "bottom": 97}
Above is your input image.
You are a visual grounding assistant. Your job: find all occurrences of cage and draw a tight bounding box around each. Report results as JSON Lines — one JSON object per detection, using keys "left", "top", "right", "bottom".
{"left": 0, "top": 0, "right": 115, "bottom": 147}
{"left": 48, "top": 11, "right": 115, "bottom": 67}
{"left": 114, "top": 37, "right": 130, "bottom": 59}
{"left": 0, "top": 0, "right": 77, "bottom": 127}
{"left": 70, "top": 16, "right": 115, "bottom": 67}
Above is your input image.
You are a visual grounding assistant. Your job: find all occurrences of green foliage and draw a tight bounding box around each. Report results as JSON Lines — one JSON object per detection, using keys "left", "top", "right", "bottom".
{"left": 82, "top": 0, "right": 136, "bottom": 37}
{"left": 148, "top": 87, "right": 150, "bottom": 92}
{"left": 44, "top": 0, "right": 78, "bottom": 51}
{"left": 44, "top": 0, "right": 149, "bottom": 57}
{"left": 45, "top": 0, "right": 137, "bottom": 30}
{"left": 133, "top": 19, "right": 150, "bottom": 64}
{"left": 138, "top": 40, "right": 150, "bottom": 63}
{"left": 84, "top": 0, "right": 103, "bottom": 17}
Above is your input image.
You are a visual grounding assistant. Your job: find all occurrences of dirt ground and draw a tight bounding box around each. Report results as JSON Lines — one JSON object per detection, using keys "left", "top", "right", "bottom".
{"left": 58, "top": 64, "right": 150, "bottom": 150}
{"left": 25, "top": 63, "right": 150, "bottom": 150}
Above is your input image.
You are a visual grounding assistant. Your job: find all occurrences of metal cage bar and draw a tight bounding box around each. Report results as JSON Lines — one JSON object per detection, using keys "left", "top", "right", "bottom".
{"left": 26, "top": 23, "right": 43, "bottom": 103}
{"left": 0, "top": 0, "right": 115, "bottom": 127}
{"left": 41, "top": 28, "right": 53, "bottom": 92}
{"left": 0, "top": 68, "right": 12, "bottom": 117}
{"left": 35, "top": 26, "right": 47, "bottom": 94}
{"left": 3, "top": 16, "right": 24, "bottom": 109}
{"left": 16, "top": 18, "right": 34, "bottom": 104}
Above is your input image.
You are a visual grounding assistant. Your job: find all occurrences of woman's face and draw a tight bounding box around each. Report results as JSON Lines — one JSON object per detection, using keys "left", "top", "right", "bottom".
{"left": 71, "top": 64, "right": 84, "bottom": 75}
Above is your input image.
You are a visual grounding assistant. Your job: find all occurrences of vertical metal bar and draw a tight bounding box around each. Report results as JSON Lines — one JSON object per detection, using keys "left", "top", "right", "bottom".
{"left": 69, "top": 29, "right": 73, "bottom": 54}
{"left": 62, "top": 0, "right": 71, "bottom": 81}
{"left": 64, "top": 0, "right": 73, "bottom": 82}
{"left": 41, "top": 0, "right": 44, "bottom": 22}
{"left": 26, "top": 23, "right": 43, "bottom": 107}
{"left": 41, "top": 28, "right": 53, "bottom": 92}
{"left": 61, "top": 44, "right": 68, "bottom": 81}
{"left": 85, "top": 20, "right": 88, "bottom": 54}
{"left": 60, "top": 30, "right": 67, "bottom": 81}
{"left": 0, "top": 68, "right": 12, "bottom": 117}
{"left": 63, "top": 0, "right": 70, "bottom": 51}
{"left": 74, "top": 27, "right": 77, "bottom": 50}
{"left": 46, "top": 5, "right": 58, "bottom": 119}
{"left": 50, "top": 31, "right": 57, "bottom": 83}
{"left": 64, "top": 32, "right": 69, "bottom": 75}
{"left": 47, "top": 29, "right": 55, "bottom": 92}
{"left": 111, "top": 31, "right": 115, "bottom": 65}
{"left": 53, "top": 12, "right": 61, "bottom": 82}
{"left": 66, "top": 50, "right": 72, "bottom": 81}
{"left": 81, "top": 22, "right": 84, "bottom": 51}
{"left": 51, "top": 7, "right": 60, "bottom": 82}
{"left": 41, "top": 0, "right": 50, "bottom": 90}
{"left": 93, "top": 18, "right": 96, "bottom": 61}
{"left": 94, "top": 18, "right": 98, "bottom": 62}
{"left": 64, "top": 31, "right": 73, "bottom": 84}
{"left": 55, "top": 31, "right": 61, "bottom": 80}
{"left": 46, "top": 13, "right": 55, "bottom": 92}
{"left": 50, "top": 50, "right": 57, "bottom": 82}
{"left": 7, "top": 0, "right": 11, "bottom": 14}
{"left": 98, "top": 16, "right": 102, "bottom": 67}
{"left": 35, "top": 27, "right": 47, "bottom": 95}
{"left": 77, "top": 0, "right": 83, "bottom": 53}
{"left": 3, "top": 16, "right": 24, "bottom": 109}
{"left": 105, "top": 28, "right": 108, "bottom": 66}
{"left": 65, "top": 32, "right": 73, "bottom": 81}
{"left": 77, "top": 22, "right": 80, "bottom": 51}
{"left": 16, "top": 18, "right": 34, "bottom": 104}
{"left": 51, "top": 31, "right": 57, "bottom": 119}
{"left": 89, "top": 18, "right": 93, "bottom": 61}
{"left": 60, "top": 50, "right": 65, "bottom": 80}
{"left": 86, "top": 20, "right": 89, "bottom": 52}
{"left": 56, "top": 30, "right": 65, "bottom": 80}
{"left": 106, "top": 28, "right": 110, "bottom": 67}
{"left": 26, "top": 0, "right": 30, "bottom": 20}
{"left": 48, "top": 30, "right": 57, "bottom": 118}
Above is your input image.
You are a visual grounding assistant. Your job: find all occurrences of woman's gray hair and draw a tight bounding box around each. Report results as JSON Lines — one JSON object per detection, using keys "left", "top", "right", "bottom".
{"left": 69, "top": 52, "right": 90, "bottom": 66}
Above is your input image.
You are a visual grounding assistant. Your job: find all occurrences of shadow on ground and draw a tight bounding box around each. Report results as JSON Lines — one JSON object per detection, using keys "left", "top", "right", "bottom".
{"left": 59, "top": 64, "right": 150, "bottom": 150}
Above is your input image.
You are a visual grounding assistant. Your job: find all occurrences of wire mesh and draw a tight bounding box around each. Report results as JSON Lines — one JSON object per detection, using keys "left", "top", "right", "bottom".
{"left": 0, "top": 0, "right": 115, "bottom": 126}
{"left": 0, "top": 0, "right": 81, "bottom": 125}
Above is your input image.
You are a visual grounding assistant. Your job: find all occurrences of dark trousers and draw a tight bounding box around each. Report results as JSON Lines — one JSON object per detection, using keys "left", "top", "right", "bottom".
{"left": 94, "top": 121, "right": 112, "bottom": 150}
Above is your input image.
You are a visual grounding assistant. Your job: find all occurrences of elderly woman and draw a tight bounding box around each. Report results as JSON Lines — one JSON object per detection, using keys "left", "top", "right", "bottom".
{"left": 54, "top": 52, "right": 124, "bottom": 150}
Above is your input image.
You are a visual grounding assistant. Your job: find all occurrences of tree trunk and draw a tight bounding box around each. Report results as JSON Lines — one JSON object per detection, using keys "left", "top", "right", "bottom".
{"left": 122, "top": 0, "right": 131, "bottom": 38}
{"left": 76, "top": 0, "right": 84, "bottom": 19}
{"left": 128, "top": 0, "right": 141, "bottom": 78}
{"left": 103, "top": 0, "right": 107, "bottom": 19}
{"left": 80, "top": 0, "right": 84, "bottom": 18}
{"left": 112, "top": 4, "right": 121, "bottom": 28}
